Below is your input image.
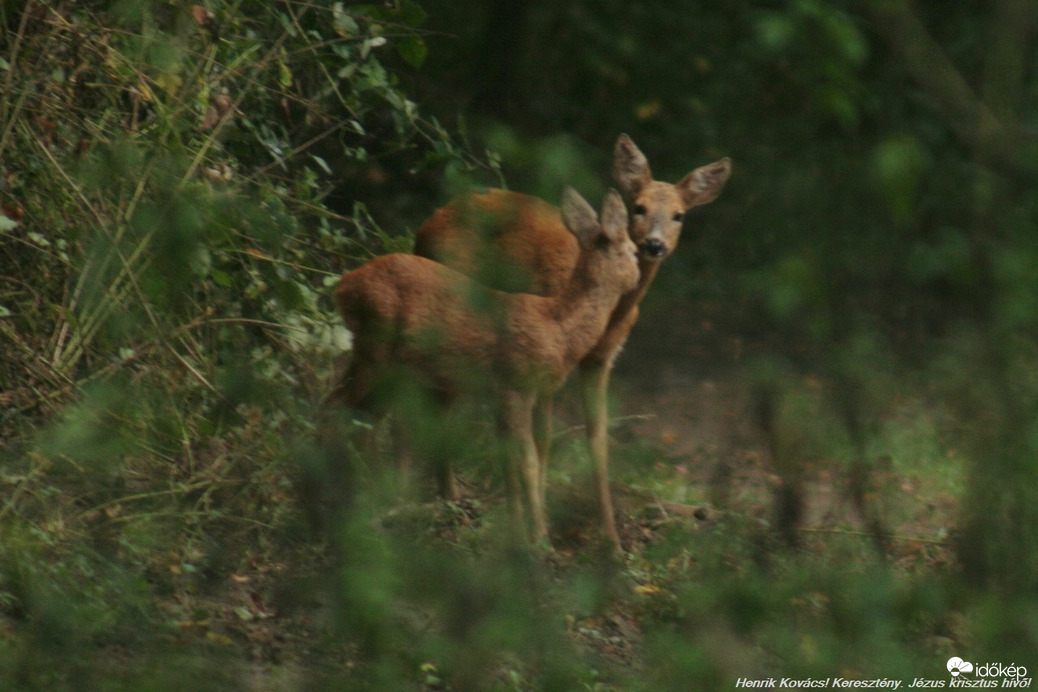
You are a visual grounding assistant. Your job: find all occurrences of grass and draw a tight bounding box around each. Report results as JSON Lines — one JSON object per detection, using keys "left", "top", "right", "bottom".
{"left": 1, "top": 331, "right": 1029, "bottom": 690}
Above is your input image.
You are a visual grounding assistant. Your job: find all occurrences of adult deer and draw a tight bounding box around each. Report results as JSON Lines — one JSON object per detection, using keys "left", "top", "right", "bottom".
{"left": 414, "top": 134, "right": 732, "bottom": 550}
{"left": 330, "top": 188, "right": 638, "bottom": 543}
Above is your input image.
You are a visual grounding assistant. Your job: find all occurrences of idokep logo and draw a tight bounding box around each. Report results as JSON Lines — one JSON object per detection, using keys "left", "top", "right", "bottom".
{"left": 946, "top": 656, "right": 1029, "bottom": 682}
{"left": 947, "top": 657, "right": 974, "bottom": 677}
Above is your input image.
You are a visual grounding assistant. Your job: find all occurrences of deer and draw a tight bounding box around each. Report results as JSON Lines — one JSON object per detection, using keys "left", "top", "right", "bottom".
{"left": 413, "top": 134, "right": 732, "bottom": 550}
{"left": 329, "top": 188, "right": 639, "bottom": 544}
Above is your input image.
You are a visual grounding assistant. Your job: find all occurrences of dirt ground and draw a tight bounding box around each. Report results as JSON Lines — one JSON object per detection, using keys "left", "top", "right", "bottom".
{"left": 613, "top": 296, "right": 958, "bottom": 536}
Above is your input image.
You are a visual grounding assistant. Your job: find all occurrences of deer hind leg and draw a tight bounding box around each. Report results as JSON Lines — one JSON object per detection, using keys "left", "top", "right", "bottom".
{"left": 418, "top": 389, "right": 462, "bottom": 502}
{"left": 579, "top": 359, "right": 622, "bottom": 552}
{"left": 323, "top": 344, "right": 397, "bottom": 479}
{"left": 533, "top": 394, "right": 553, "bottom": 520}
{"left": 495, "top": 393, "right": 525, "bottom": 533}
{"left": 313, "top": 346, "right": 387, "bottom": 531}
{"left": 378, "top": 373, "right": 458, "bottom": 499}
{"left": 325, "top": 335, "right": 386, "bottom": 413}
{"left": 387, "top": 413, "right": 418, "bottom": 497}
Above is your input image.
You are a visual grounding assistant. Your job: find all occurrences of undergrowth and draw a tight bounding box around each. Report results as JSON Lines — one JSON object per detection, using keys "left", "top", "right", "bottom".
{"left": 0, "top": 1, "right": 494, "bottom": 685}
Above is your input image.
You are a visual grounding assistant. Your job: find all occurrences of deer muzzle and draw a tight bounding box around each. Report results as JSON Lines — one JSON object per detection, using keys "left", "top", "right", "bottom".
{"left": 639, "top": 238, "right": 667, "bottom": 258}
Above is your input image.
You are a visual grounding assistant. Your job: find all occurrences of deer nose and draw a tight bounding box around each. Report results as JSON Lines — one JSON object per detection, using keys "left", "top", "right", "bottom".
{"left": 640, "top": 238, "right": 667, "bottom": 258}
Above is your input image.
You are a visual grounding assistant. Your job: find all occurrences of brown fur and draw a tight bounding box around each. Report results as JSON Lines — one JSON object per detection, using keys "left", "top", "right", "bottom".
{"left": 413, "top": 189, "right": 575, "bottom": 296}
{"left": 414, "top": 134, "right": 732, "bottom": 550}
{"left": 332, "top": 189, "right": 638, "bottom": 543}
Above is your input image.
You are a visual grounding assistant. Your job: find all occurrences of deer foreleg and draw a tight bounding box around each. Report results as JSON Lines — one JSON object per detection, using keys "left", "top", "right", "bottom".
{"left": 580, "top": 361, "right": 622, "bottom": 552}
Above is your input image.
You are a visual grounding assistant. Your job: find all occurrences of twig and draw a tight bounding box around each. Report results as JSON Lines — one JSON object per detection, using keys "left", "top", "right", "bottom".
{"left": 75, "top": 480, "right": 224, "bottom": 522}
{"left": 797, "top": 526, "right": 948, "bottom": 546}
{"left": 553, "top": 413, "right": 657, "bottom": 440}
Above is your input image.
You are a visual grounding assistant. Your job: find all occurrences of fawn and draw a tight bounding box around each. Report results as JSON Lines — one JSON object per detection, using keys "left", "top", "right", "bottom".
{"left": 330, "top": 188, "right": 639, "bottom": 543}
{"left": 414, "top": 134, "right": 732, "bottom": 550}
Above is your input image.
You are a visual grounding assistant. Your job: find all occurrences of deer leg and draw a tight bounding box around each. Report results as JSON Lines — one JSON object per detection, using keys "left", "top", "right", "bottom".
{"left": 388, "top": 413, "right": 417, "bottom": 496}
{"left": 500, "top": 390, "right": 548, "bottom": 543}
{"left": 533, "top": 394, "right": 553, "bottom": 518}
{"left": 580, "top": 360, "right": 622, "bottom": 552}
{"left": 496, "top": 394, "right": 526, "bottom": 533}
{"left": 325, "top": 340, "right": 383, "bottom": 413}
{"left": 432, "top": 437, "right": 460, "bottom": 502}
{"left": 314, "top": 350, "right": 386, "bottom": 531}
{"left": 324, "top": 347, "right": 395, "bottom": 479}
{"left": 431, "top": 392, "right": 461, "bottom": 502}
{"left": 522, "top": 403, "right": 550, "bottom": 544}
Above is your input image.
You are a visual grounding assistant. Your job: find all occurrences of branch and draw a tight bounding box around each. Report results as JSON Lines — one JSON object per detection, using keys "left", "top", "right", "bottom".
{"left": 864, "top": 0, "right": 1036, "bottom": 176}
{"left": 982, "top": 0, "right": 1037, "bottom": 120}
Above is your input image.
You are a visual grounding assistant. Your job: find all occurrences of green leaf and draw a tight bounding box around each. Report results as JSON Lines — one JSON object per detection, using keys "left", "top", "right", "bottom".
{"left": 0, "top": 214, "right": 18, "bottom": 232}
{"left": 360, "top": 36, "right": 387, "bottom": 60}
{"left": 27, "top": 231, "right": 50, "bottom": 247}
{"left": 397, "top": 36, "right": 427, "bottom": 69}
{"left": 395, "top": 1, "right": 427, "bottom": 28}
{"left": 212, "top": 269, "right": 232, "bottom": 288}
{"left": 755, "top": 13, "right": 795, "bottom": 52}
{"left": 826, "top": 14, "right": 869, "bottom": 67}
{"left": 871, "top": 135, "right": 929, "bottom": 227}
{"left": 309, "top": 154, "right": 332, "bottom": 175}
{"left": 332, "top": 3, "right": 359, "bottom": 37}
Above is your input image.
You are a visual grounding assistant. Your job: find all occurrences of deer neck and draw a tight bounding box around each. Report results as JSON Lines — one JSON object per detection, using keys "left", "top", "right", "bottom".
{"left": 550, "top": 253, "right": 627, "bottom": 361}
{"left": 628, "top": 257, "right": 661, "bottom": 310}
{"left": 595, "top": 256, "right": 656, "bottom": 330}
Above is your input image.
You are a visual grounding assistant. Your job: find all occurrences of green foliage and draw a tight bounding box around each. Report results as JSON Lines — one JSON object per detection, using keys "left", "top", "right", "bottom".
{"left": 0, "top": 0, "right": 490, "bottom": 685}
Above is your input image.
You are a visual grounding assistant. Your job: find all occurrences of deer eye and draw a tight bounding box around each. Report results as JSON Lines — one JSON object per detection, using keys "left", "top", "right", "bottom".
{"left": 633, "top": 204, "right": 647, "bottom": 216}
{"left": 672, "top": 212, "right": 684, "bottom": 223}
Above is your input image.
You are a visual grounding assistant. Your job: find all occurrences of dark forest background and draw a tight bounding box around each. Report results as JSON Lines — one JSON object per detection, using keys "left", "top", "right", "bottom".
{"left": 1, "top": 1, "right": 1037, "bottom": 688}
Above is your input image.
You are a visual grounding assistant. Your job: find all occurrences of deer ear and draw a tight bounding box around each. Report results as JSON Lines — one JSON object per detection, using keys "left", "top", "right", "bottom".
{"left": 675, "top": 157, "right": 732, "bottom": 209}
{"left": 612, "top": 134, "right": 652, "bottom": 197}
{"left": 560, "top": 186, "right": 599, "bottom": 245}
{"left": 598, "top": 189, "right": 628, "bottom": 242}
